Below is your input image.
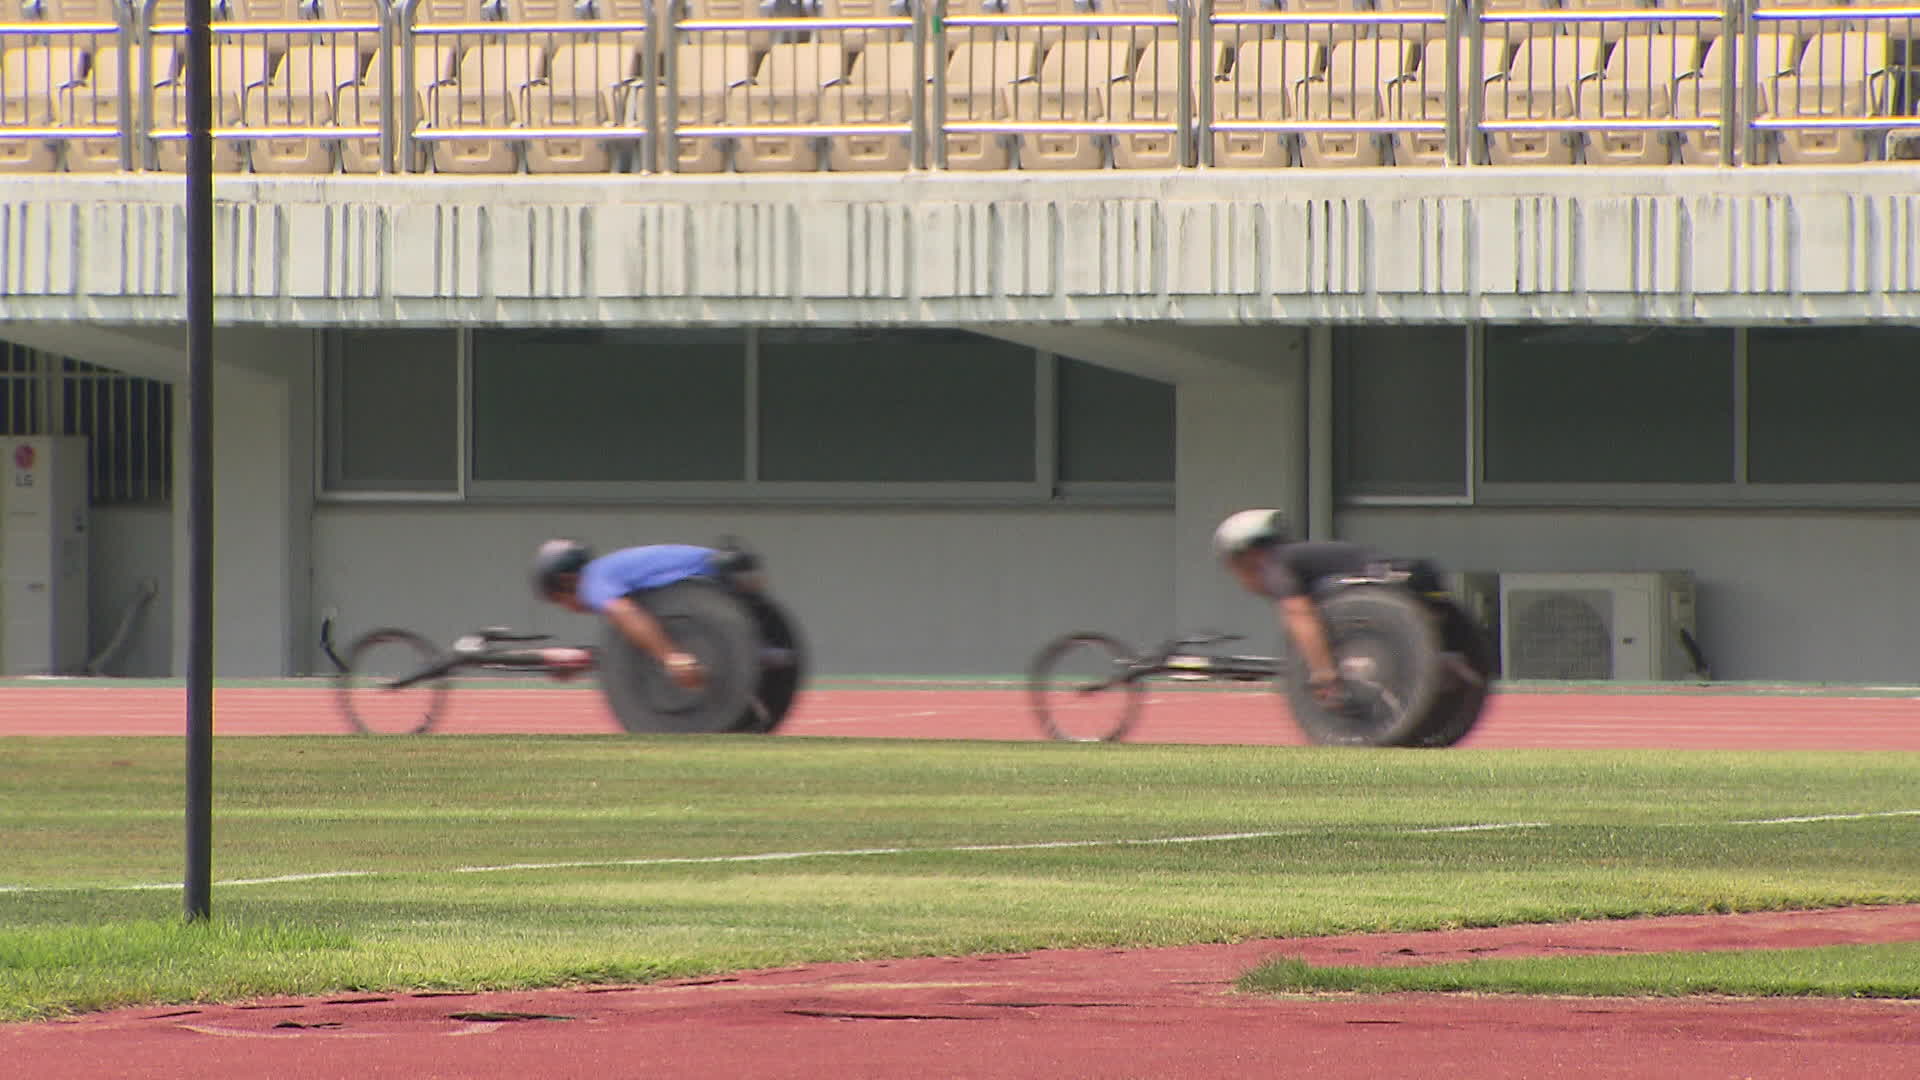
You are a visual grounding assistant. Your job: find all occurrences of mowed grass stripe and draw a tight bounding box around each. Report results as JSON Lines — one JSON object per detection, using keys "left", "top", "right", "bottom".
{"left": 3, "top": 736, "right": 1919, "bottom": 1020}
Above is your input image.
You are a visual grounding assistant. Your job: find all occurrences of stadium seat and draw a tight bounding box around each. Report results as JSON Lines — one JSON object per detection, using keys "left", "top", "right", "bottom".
{"left": 1767, "top": 29, "right": 1893, "bottom": 163}
{"left": 318, "top": 0, "right": 389, "bottom": 60}
{"left": 1211, "top": 37, "right": 1321, "bottom": 168}
{"left": 228, "top": 0, "right": 302, "bottom": 20}
{"left": 151, "top": 41, "right": 274, "bottom": 172}
{"left": 1562, "top": 0, "right": 1657, "bottom": 43}
{"left": 521, "top": 40, "right": 641, "bottom": 172}
{"left": 1295, "top": 36, "right": 1419, "bottom": 167}
{"left": 423, "top": 42, "right": 546, "bottom": 172}
{"left": 1372, "top": 0, "right": 1447, "bottom": 43}
{"left": 59, "top": 43, "right": 150, "bottom": 171}
{"left": 1391, "top": 35, "right": 1510, "bottom": 165}
{"left": 1849, "top": 0, "right": 1919, "bottom": 40}
{"left": 242, "top": 42, "right": 367, "bottom": 173}
{"left": 1285, "top": 0, "right": 1372, "bottom": 46}
{"left": 661, "top": 41, "right": 759, "bottom": 172}
{"left": 818, "top": 39, "right": 922, "bottom": 171}
{"left": 1479, "top": 0, "right": 1561, "bottom": 43}
{"left": 1010, "top": 35, "right": 1138, "bottom": 168}
{"left": 813, "top": 0, "right": 909, "bottom": 56}
{"left": 941, "top": 38, "right": 1039, "bottom": 170}
{"left": 679, "top": 0, "right": 783, "bottom": 56}
{"left": 1652, "top": 0, "right": 1725, "bottom": 41}
{"left": 1111, "top": 38, "right": 1219, "bottom": 168}
{"left": 1483, "top": 32, "right": 1609, "bottom": 164}
{"left": 415, "top": 0, "right": 492, "bottom": 22}
{"left": 26, "top": 0, "right": 120, "bottom": 20}
{"left": 1672, "top": 31, "right": 1800, "bottom": 162}
{"left": 1756, "top": 0, "right": 1855, "bottom": 37}
{"left": 596, "top": 0, "right": 655, "bottom": 30}
{"left": 982, "top": 0, "right": 1102, "bottom": 52}
{"left": 1202, "top": 0, "right": 1288, "bottom": 46}
{"left": 337, "top": 43, "right": 462, "bottom": 172}
{"left": 724, "top": 40, "right": 846, "bottom": 171}
{"left": 1574, "top": 28, "right": 1701, "bottom": 164}
{"left": 0, "top": 46, "right": 81, "bottom": 173}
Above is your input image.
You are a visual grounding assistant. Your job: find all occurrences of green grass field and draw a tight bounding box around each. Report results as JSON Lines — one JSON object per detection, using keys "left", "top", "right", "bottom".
{"left": 3, "top": 735, "right": 1918, "bottom": 1021}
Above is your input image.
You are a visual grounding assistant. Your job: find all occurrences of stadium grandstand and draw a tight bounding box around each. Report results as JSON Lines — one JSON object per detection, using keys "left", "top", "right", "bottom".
{"left": 1, "top": 0, "right": 1918, "bottom": 687}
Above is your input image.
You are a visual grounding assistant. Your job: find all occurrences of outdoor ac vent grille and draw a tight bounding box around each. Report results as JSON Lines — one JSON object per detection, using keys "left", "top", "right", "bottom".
{"left": 1507, "top": 588, "right": 1613, "bottom": 680}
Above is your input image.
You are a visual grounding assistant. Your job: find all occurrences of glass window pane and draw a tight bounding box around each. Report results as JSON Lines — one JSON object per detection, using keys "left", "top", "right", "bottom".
{"left": 470, "top": 329, "right": 746, "bottom": 483}
{"left": 1749, "top": 327, "right": 1920, "bottom": 484}
{"left": 325, "top": 330, "right": 459, "bottom": 492}
{"left": 1334, "top": 326, "right": 1468, "bottom": 496}
{"left": 1482, "top": 326, "right": 1735, "bottom": 484}
{"left": 1055, "top": 358, "right": 1174, "bottom": 484}
{"left": 757, "top": 329, "right": 1036, "bottom": 483}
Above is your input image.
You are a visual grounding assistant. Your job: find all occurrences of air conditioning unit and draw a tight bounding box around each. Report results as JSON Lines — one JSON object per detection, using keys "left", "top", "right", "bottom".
{"left": 1499, "top": 571, "right": 1701, "bottom": 682}
{"left": 1, "top": 436, "right": 90, "bottom": 676}
{"left": 1442, "top": 571, "right": 1502, "bottom": 676}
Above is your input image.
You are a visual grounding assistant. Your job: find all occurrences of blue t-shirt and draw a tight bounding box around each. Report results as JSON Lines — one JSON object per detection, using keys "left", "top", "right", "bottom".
{"left": 576, "top": 545, "right": 718, "bottom": 612}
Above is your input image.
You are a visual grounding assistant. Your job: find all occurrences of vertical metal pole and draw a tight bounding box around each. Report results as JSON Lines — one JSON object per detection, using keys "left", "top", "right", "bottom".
{"left": 1195, "top": 0, "right": 1213, "bottom": 167}
{"left": 661, "top": 0, "right": 681, "bottom": 173}
{"left": 1737, "top": 0, "right": 1757, "bottom": 165}
{"left": 1718, "top": 0, "right": 1738, "bottom": 165}
{"left": 640, "top": 0, "right": 660, "bottom": 173}
{"left": 378, "top": 5, "right": 396, "bottom": 173}
{"left": 184, "top": 0, "right": 216, "bottom": 925}
{"left": 1465, "top": 0, "right": 1484, "bottom": 166}
{"left": 117, "top": 5, "right": 136, "bottom": 170}
{"left": 1443, "top": 0, "right": 1461, "bottom": 165}
{"left": 930, "top": 0, "right": 948, "bottom": 169}
{"left": 909, "top": 0, "right": 928, "bottom": 169}
{"left": 1175, "top": 1, "right": 1193, "bottom": 167}
{"left": 397, "top": 2, "right": 417, "bottom": 174}
{"left": 139, "top": 1, "right": 157, "bottom": 170}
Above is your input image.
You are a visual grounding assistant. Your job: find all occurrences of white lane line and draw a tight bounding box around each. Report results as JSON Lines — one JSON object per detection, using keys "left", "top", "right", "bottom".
{"left": 1729, "top": 809, "right": 1920, "bottom": 826}
{"left": 4, "top": 812, "right": 1913, "bottom": 895}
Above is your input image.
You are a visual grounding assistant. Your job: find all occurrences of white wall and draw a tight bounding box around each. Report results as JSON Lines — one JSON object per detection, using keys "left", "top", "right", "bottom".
{"left": 312, "top": 505, "right": 1175, "bottom": 676}
{"left": 169, "top": 339, "right": 317, "bottom": 677}
{"left": 1340, "top": 507, "right": 1920, "bottom": 682}
{"left": 88, "top": 505, "right": 172, "bottom": 677}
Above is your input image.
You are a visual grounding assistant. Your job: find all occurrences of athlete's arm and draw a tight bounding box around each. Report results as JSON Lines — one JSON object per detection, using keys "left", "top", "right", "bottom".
{"left": 1280, "top": 595, "right": 1340, "bottom": 691}
{"left": 603, "top": 595, "right": 706, "bottom": 688}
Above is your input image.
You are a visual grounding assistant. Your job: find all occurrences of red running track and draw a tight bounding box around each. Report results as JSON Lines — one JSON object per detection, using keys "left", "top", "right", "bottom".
{"left": 2, "top": 684, "right": 1919, "bottom": 749}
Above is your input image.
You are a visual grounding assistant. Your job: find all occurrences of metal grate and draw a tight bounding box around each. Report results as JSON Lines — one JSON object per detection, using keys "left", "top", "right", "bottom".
{"left": 1508, "top": 589, "right": 1612, "bottom": 680}
{"left": 0, "top": 340, "right": 173, "bottom": 506}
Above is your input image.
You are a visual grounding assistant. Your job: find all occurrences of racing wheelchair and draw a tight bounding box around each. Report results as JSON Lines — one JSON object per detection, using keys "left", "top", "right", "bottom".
{"left": 1027, "top": 562, "right": 1495, "bottom": 748}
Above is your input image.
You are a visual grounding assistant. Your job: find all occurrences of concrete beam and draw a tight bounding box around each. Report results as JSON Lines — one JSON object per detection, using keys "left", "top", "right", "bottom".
{"left": 978, "top": 323, "right": 1303, "bottom": 386}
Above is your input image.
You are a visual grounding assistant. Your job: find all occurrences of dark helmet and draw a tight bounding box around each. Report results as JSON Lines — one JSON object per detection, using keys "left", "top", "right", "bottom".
{"left": 1212, "top": 508, "right": 1292, "bottom": 558}
{"left": 532, "top": 538, "right": 593, "bottom": 598}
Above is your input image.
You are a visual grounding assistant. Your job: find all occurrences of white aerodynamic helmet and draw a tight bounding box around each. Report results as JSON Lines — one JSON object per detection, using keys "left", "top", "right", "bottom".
{"left": 1212, "top": 509, "right": 1292, "bottom": 558}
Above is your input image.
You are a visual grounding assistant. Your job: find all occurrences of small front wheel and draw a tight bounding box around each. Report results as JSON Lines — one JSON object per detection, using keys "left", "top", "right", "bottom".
{"left": 1028, "top": 633, "right": 1147, "bottom": 743}
{"left": 336, "top": 628, "right": 451, "bottom": 735}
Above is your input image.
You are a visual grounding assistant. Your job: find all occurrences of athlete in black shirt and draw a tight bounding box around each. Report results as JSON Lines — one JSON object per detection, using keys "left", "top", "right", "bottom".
{"left": 1213, "top": 509, "right": 1438, "bottom": 708}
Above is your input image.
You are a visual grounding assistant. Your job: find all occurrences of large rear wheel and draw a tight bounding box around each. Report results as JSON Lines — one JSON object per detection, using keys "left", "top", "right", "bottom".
{"left": 1283, "top": 586, "right": 1448, "bottom": 747}
{"left": 597, "top": 581, "right": 761, "bottom": 734}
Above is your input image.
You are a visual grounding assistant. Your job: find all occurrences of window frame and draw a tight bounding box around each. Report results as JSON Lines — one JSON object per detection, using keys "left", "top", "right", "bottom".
{"left": 317, "top": 329, "right": 1174, "bottom": 507}
{"left": 1341, "top": 324, "right": 1920, "bottom": 510}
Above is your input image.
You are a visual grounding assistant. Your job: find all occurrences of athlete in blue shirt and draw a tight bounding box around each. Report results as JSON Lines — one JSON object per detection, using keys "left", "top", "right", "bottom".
{"left": 532, "top": 539, "right": 731, "bottom": 689}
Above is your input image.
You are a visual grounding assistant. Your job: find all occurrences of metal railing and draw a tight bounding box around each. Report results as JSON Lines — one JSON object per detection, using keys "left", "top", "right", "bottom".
{"left": 2, "top": 0, "right": 1918, "bottom": 172}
